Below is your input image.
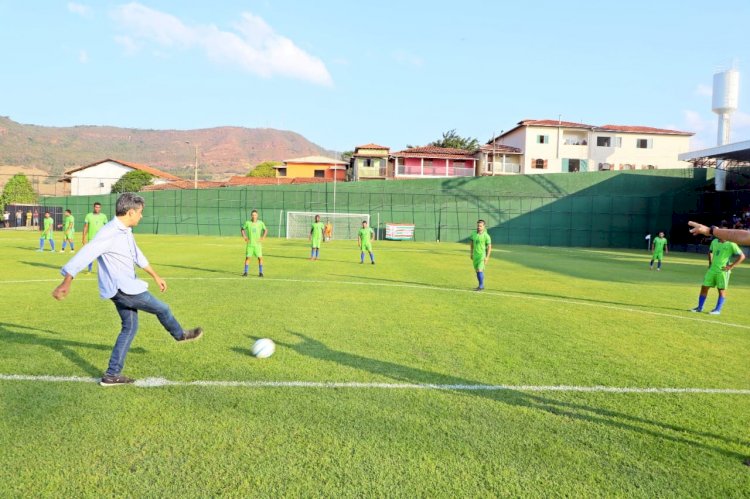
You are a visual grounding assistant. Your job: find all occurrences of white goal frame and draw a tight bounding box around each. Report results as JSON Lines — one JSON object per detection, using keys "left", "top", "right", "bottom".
{"left": 286, "top": 211, "right": 370, "bottom": 240}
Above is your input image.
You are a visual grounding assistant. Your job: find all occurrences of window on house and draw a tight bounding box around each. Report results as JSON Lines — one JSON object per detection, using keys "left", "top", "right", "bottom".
{"left": 598, "top": 163, "right": 612, "bottom": 171}
{"left": 362, "top": 158, "right": 372, "bottom": 167}
{"left": 637, "top": 138, "right": 652, "bottom": 149}
{"left": 424, "top": 159, "right": 433, "bottom": 167}
{"left": 454, "top": 161, "right": 465, "bottom": 168}
{"left": 534, "top": 159, "right": 545, "bottom": 169}
{"left": 537, "top": 135, "right": 549, "bottom": 144}
{"left": 597, "top": 136, "right": 611, "bottom": 147}
{"left": 614, "top": 137, "right": 622, "bottom": 147}
{"left": 278, "top": 168, "right": 287, "bottom": 177}
{"left": 314, "top": 170, "right": 325, "bottom": 178}
{"left": 568, "top": 159, "right": 581, "bottom": 172}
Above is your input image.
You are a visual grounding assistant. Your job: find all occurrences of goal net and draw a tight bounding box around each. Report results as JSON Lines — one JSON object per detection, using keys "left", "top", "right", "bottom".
{"left": 286, "top": 211, "right": 370, "bottom": 240}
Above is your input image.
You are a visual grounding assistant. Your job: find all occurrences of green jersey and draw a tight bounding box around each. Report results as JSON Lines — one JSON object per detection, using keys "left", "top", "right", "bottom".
{"left": 710, "top": 240, "right": 742, "bottom": 272}
{"left": 242, "top": 220, "right": 266, "bottom": 246}
{"left": 42, "top": 217, "right": 54, "bottom": 238}
{"left": 358, "top": 227, "right": 374, "bottom": 246}
{"left": 471, "top": 230, "right": 491, "bottom": 260}
{"left": 311, "top": 222, "right": 325, "bottom": 239}
{"left": 652, "top": 236, "right": 667, "bottom": 254}
{"left": 84, "top": 212, "right": 108, "bottom": 240}
{"left": 63, "top": 214, "right": 75, "bottom": 234}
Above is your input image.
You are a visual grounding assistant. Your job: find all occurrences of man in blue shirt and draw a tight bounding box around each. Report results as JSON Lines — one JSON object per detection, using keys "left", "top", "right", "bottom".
{"left": 52, "top": 193, "right": 203, "bottom": 386}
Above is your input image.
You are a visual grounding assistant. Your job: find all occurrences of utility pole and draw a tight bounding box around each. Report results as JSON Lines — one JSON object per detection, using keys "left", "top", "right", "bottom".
{"left": 185, "top": 141, "right": 199, "bottom": 189}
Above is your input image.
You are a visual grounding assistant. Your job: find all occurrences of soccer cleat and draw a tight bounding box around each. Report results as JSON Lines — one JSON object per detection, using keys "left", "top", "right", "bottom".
{"left": 241, "top": 272, "right": 248, "bottom": 277}
{"left": 59, "top": 250, "right": 64, "bottom": 253}
{"left": 178, "top": 327, "right": 203, "bottom": 342}
{"left": 690, "top": 307, "right": 703, "bottom": 313}
{"left": 259, "top": 273, "right": 264, "bottom": 278}
{"left": 475, "top": 287, "right": 484, "bottom": 292}
{"left": 657, "top": 268, "right": 661, "bottom": 271}
{"left": 99, "top": 374, "right": 135, "bottom": 387}
{"left": 708, "top": 310, "right": 721, "bottom": 315}
{"left": 359, "top": 261, "right": 363, "bottom": 264}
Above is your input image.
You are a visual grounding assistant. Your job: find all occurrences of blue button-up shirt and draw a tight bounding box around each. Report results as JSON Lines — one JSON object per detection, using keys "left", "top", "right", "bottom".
{"left": 61, "top": 217, "right": 150, "bottom": 299}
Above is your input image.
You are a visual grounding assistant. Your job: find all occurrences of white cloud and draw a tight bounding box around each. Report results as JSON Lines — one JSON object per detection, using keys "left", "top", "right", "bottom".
{"left": 695, "top": 83, "right": 712, "bottom": 97}
{"left": 114, "top": 35, "right": 140, "bottom": 56}
{"left": 111, "top": 3, "right": 332, "bottom": 86}
{"left": 67, "top": 2, "right": 91, "bottom": 17}
{"left": 79, "top": 50, "right": 89, "bottom": 63}
{"left": 393, "top": 49, "right": 424, "bottom": 67}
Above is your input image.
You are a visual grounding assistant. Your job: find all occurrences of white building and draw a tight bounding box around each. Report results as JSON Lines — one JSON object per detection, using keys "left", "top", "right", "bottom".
{"left": 485, "top": 120, "right": 694, "bottom": 175}
{"left": 62, "top": 159, "right": 182, "bottom": 196}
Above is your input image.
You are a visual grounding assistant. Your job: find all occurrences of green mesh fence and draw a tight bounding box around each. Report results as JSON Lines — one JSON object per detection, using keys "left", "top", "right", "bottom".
{"left": 41, "top": 168, "right": 712, "bottom": 248}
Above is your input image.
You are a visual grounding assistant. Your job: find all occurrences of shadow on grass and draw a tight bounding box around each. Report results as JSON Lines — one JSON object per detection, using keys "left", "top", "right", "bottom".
{"left": 19, "top": 261, "right": 61, "bottom": 270}
{"left": 331, "top": 274, "right": 691, "bottom": 313}
{"left": 153, "top": 263, "right": 228, "bottom": 274}
{"left": 275, "top": 331, "right": 748, "bottom": 461}
{"left": 0, "top": 322, "right": 146, "bottom": 377}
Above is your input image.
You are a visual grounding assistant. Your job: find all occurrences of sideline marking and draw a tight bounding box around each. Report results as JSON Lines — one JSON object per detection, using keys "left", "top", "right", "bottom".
{"left": 2, "top": 275, "right": 750, "bottom": 330}
{"left": 0, "top": 374, "right": 748, "bottom": 393}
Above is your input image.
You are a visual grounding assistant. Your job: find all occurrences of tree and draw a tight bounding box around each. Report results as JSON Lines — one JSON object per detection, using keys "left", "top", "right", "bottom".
{"left": 0, "top": 173, "right": 36, "bottom": 212}
{"left": 246, "top": 161, "right": 281, "bottom": 178}
{"left": 429, "top": 129, "right": 479, "bottom": 151}
{"left": 340, "top": 150, "right": 354, "bottom": 162}
{"left": 111, "top": 170, "right": 154, "bottom": 193}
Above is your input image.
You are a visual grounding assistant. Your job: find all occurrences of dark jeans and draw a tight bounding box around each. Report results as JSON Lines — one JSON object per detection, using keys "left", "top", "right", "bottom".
{"left": 107, "top": 290, "right": 184, "bottom": 375}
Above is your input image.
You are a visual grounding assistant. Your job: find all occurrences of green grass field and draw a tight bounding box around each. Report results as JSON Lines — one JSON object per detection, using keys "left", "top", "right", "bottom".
{"left": 1, "top": 230, "right": 749, "bottom": 497}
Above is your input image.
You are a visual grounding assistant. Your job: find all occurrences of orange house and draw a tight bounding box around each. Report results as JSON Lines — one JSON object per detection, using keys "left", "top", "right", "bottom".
{"left": 275, "top": 156, "right": 348, "bottom": 180}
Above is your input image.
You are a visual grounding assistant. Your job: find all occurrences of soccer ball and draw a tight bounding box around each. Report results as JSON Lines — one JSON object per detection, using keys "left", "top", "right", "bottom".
{"left": 251, "top": 338, "right": 275, "bottom": 359}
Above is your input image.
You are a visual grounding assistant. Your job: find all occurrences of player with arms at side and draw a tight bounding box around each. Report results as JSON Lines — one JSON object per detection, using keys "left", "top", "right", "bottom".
{"left": 59, "top": 209, "right": 75, "bottom": 253}
{"left": 38, "top": 211, "right": 55, "bottom": 252}
{"left": 241, "top": 209, "right": 267, "bottom": 277}
{"left": 83, "top": 202, "right": 108, "bottom": 273}
{"left": 649, "top": 231, "right": 668, "bottom": 271}
{"left": 470, "top": 219, "right": 492, "bottom": 291}
{"left": 357, "top": 220, "right": 375, "bottom": 264}
{"left": 691, "top": 230, "right": 745, "bottom": 315}
{"left": 309, "top": 214, "right": 325, "bottom": 260}
{"left": 52, "top": 193, "right": 203, "bottom": 387}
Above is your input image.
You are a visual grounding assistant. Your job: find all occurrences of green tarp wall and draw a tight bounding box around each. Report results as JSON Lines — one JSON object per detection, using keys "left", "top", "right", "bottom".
{"left": 43, "top": 169, "right": 712, "bottom": 248}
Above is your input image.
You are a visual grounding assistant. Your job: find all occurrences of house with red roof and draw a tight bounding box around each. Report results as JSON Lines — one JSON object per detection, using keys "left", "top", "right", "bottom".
{"left": 391, "top": 146, "right": 478, "bottom": 179}
{"left": 61, "top": 159, "right": 182, "bottom": 196}
{"left": 351, "top": 144, "right": 390, "bottom": 180}
{"left": 489, "top": 119, "right": 694, "bottom": 174}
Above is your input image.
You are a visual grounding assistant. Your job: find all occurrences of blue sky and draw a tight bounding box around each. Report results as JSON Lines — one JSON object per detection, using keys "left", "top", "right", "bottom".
{"left": 1, "top": 0, "right": 748, "bottom": 153}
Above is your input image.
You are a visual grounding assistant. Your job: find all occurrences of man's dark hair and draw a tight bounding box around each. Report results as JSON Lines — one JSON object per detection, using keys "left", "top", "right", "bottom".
{"left": 477, "top": 219, "right": 486, "bottom": 225}
{"left": 65, "top": 209, "right": 71, "bottom": 214}
{"left": 251, "top": 209, "right": 258, "bottom": 214}
{"left": 115, "top": 192, "right": 145, "bottom": 216}
{"left": 93, "top": 202, "right": 101, "bottom": 207}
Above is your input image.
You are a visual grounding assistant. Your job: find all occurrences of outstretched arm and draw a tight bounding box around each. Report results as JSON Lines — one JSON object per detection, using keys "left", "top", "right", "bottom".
{"left": 142, "top": 265, "right": 167, "bottom": 292}
{"left": 689, "top": 221, "right": 750, "bottom": 246}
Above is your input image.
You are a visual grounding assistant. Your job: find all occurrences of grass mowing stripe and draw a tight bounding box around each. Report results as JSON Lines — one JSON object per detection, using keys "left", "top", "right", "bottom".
{"left": 1, "top": 374, "right": 749, "bottom": 394}
{"left": 3, "top": 274, "right": 750, "bottom": 330}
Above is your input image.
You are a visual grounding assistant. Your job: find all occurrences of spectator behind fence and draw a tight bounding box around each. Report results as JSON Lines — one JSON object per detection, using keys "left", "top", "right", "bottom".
{"left": 25, "top": 210, "right": 32, "bottom": 227}
{"left": 33, "top": 209, "right": 39, "bottom": 227}
{"left": 3, "top": 210, "right": 9, "bottom": 228}
{"left": 15, "top": 209, "right": 22, "bottom": 227}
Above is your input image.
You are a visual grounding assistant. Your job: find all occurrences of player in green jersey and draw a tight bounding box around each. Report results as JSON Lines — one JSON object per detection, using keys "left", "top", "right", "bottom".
{"left": 357, "top": 220, "right": 375, "bottom": 264}
{"left": 59, "top": 209, "right": 75, "bottom": 253}
{"left": 469, "top": 219, "right": 492, "bottom": 291}
{"left": 649, "top": 231, "right": 668, "bottom": 270}
{"left": 309, "top": 214, "right": 325, "bottom": 260}
{"left": 691, "top": 234, "right": 745, "bottom": 315}
{"left": 83, "top": 202, "right": 109, "bottom": 272}
{"left": 241, "top": 209, "right": 268, "bottom": 277}
{"left": 38, "top": 212, "right": 55, "bottom": 252}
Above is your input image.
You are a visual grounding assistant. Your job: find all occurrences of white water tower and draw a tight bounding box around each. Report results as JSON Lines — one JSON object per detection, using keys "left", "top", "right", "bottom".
{"left": 712, "top": 68, "right": 740, "bottom": 191}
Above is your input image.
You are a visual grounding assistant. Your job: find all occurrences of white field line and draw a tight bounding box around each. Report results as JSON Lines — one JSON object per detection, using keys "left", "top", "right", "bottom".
{"left": 2, "top": 275, "right": 750, "bottom": 330}
{"left": 0, "top": 374, "right": 748, "bottom": 393}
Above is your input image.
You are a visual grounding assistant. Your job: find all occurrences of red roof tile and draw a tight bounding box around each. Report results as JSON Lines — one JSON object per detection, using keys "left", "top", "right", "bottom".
{"left": 479, "top": 144, "right": 522, "bottom": 154}
{"left": 391, "top": 146, "right": 477, "bottom": 160}
{"left": 142, "top": 180, "right": 225, "bottom": 191}
{"left": 355, "top": 143, "right": 390, "bottom": 150}
{"left": 597, "top": 125, "right": 693, "bottom": 136}
{"left": 519, "top": 119, "right": 594, "bottom": 129}
{"left": 225, "top": 176, "right": 335, "bottom": 186}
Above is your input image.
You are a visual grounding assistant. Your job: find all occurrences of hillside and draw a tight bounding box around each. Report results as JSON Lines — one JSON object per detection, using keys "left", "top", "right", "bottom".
{"left": 0, "top": 116, "right": 331, "bottom": 180}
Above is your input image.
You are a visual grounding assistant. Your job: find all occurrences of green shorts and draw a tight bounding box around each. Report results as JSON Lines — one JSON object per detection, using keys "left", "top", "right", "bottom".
{"left": 311, "top": 237, "right": 322, "bottom": 249}
{"left": 42, "top": 233, "right": 54, "bottom": 240}
{"left": 703, "top": 269, "right": 730, "bottom": 289}
{"left": 473, "top": 256, "right": 486, "bottom": 271}
{"left": 246, "top": 244, "right": 262, "bottom": 258}
{"left": 652, "top": 251, "right": 664, "bottom": 261}
{"left": 361, "top": 242, "right": 372, "bottom": 252}
{"left": 64, "top": 230, "right": 74, "bottom": 240}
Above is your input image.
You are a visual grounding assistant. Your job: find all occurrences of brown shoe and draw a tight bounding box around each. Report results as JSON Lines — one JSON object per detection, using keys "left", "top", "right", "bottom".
{"left": 100, "top": 374, "right": 135, "bottom": 387}
{"left": 178, "top": 327, "right": 203, "bottom": 342}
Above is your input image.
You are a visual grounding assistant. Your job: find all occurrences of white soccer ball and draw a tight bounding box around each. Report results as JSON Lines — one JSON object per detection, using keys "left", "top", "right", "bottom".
{"left": 251, "top": 338, "right": 275, "bottom": 359}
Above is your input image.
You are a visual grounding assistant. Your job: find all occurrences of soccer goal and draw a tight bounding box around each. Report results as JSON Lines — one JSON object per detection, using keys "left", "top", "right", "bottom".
{"left": 286, "top": 211, "right": 370, "bottom": 240}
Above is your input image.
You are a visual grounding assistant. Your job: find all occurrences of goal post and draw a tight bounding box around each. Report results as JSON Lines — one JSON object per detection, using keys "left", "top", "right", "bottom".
{"left": 286, "top": 211, "right": 370, "bottom": 240}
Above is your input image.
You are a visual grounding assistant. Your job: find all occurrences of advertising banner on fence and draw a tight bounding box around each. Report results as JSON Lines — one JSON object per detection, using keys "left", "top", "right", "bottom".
{"left": 386, "top": 223, "right": 415, "bottom": 240}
